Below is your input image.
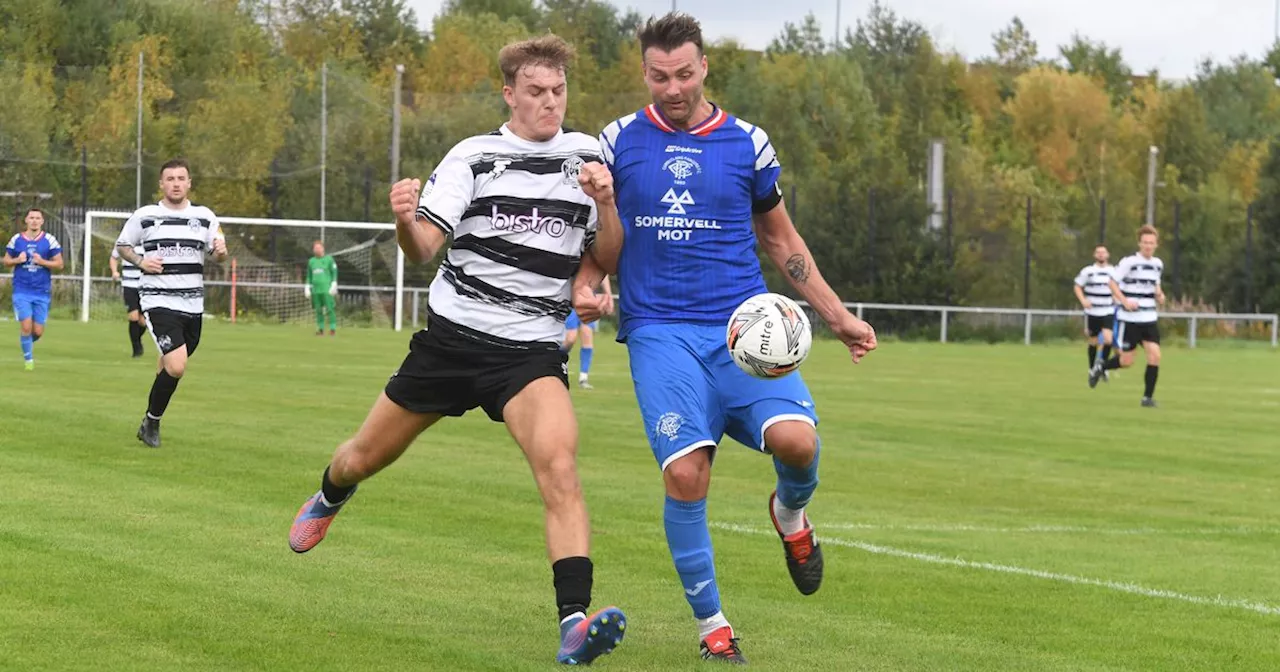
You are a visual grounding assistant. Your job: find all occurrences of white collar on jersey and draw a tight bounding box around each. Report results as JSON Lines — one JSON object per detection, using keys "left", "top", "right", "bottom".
{"left": 499, "top": 123, "right": 564, "bottom": 145}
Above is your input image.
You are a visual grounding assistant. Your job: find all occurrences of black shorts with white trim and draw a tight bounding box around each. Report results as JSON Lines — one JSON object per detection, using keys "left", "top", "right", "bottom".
{"left": 1116, "top": 320, "right": 1159, "bottom": 352}
{"left": 383, "top": 312, "right": 568, "bottom": 423}
{"left": 1085, "top": 314, "right": 1113, "bottom": 338}
{"left": 144, "top": 308, "right": 203, "bottom": 356}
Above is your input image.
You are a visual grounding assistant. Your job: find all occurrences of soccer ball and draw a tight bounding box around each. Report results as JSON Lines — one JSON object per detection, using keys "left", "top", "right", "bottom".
{"left": 726, "top": 293, "right": 812, "bottom": 379}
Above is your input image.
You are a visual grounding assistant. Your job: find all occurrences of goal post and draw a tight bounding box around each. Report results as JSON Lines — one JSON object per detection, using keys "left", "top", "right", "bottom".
{"left": 81, "top": 210, "right": 407, "bottom": 330}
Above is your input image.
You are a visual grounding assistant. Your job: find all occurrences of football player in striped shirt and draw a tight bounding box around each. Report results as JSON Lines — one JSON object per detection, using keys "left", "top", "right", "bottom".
{"left": 116, "top": 158, "right": 228, "bottom": 446}
{"left": 1073, "top": 244, "right": 1114, "bottom": 380}
{"left": 574, "top": 13, "right": 877, "bottom": 663}
{"left": 286, "top": 36, "right": 628, "bottom": 665}
{"left": 110, "top": 245, "right": 147, "bottom": 357}
{"left": 1090, "top": 225, "right": 1165, "bottom": 406}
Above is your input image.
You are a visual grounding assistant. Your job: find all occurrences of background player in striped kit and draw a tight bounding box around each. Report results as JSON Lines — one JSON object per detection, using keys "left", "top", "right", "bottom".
{"left": 110, "top": 245, "right": 147, "bottom": 357}
{"left": 1090, "top": 225, "right": 1165, "bottom": 406}
{"left": 3, "top": 208, "right": 63, "bottom": 370}
{"left": 1073, "top": 244, "right": 1115, "bottom": 380}
{"left": 116, "top": 158, "right": 228, "bottom": 446}
{"left": 286, "top": 36, "right": 629, "bottom": 665}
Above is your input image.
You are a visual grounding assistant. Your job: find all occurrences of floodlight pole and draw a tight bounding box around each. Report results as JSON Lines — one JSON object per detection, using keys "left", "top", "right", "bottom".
{"left": 320, "top": 61, "right": 328, "bottom": 243}
{"left": 136, "top": 51, "right": 144, "bottom": 209}
{"left": 392, "top": 63, "right": 405, "bottom": 332}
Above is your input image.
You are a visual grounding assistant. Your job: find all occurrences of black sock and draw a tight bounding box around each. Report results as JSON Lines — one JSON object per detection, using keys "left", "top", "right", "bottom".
{"left": 1101, "top": 344, "right": 1112, "bottom": 362}
{"left": 1103, "top": 356, "right": 1122, "bottom": 371}
{"left": 1144, "top": 365, "right": 1159, "bottom": 398}
{"left": 146, "top": 370, "right": 180, "bottom": 419}
{"left": 1087, "top": 345, "right": 1097, "bottom": 366}
{"left": 129, "top": 321, "right": 144, "bottom": 352}
{"left": 320, "top": 465, "right": 356, "bottom": 504}
{"left": 552, "top": 556, "right": 593, "bottom": 622}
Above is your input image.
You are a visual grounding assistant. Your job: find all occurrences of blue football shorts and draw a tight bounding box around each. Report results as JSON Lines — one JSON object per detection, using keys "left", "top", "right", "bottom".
{"left": 12, "top": 293, "right": 51, "bottom": 325}
{"left": 626, "top": 322, "right": 818, "bottom": 470}
{"left": 565, "top": 309, "right": 598, "bottom": 331}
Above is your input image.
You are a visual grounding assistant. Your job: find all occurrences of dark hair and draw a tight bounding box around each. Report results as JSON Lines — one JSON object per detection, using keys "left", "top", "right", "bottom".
{"left": 498, "top": 34, "right": 575, "bottom": 87}
{"left": 160, "top": 157, "right": 190, "bottom": 176}
{"left": 638, "top": 12, "right": 704, "bottom": 56}
{"left": 25, "top": 207, "right": 43, "bottom": 218}
{"left": 1137, "top": 224, "right": 1158, "bottom": 240}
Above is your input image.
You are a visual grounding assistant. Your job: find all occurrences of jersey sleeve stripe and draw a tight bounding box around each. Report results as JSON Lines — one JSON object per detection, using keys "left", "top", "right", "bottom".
{"left": 417, "top": 206, "right": 454, "bottom": 235}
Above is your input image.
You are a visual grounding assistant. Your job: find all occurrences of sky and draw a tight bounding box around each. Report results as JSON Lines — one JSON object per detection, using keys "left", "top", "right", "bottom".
{"left": 405, "top": 0, "right": 1280, "bottom": 80}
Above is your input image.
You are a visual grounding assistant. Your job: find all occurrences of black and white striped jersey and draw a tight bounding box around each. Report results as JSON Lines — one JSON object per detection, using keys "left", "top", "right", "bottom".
{"left": 111, "top": 246, "right": 143, "bottom": 289}
{"left": 416, "top": 124, "right": 600, "bottom": 348}
{"left": 116, "top": 201, "right": 223, "bottom": 316}
{"left": 1073, "top": 263, "right": 1115, "bottom": 317}
{"left": 1112, "top": 253, "right": 1163, "bottom": 323}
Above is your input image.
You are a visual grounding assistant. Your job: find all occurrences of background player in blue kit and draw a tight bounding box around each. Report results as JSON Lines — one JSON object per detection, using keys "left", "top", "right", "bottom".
{"left": 573, "top": 12, "right": 878, "bottom": 664}
{"left": 562, "top": 276, "right": 612, "bottom": 389}
{"left": 3, "top": 208, "right": 64, "bottom": 370}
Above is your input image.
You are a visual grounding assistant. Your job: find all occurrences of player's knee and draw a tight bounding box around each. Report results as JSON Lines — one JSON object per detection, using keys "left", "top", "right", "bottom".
{"left": 19, "top": 323, "right": 33, "bottom": 336}
{"left": 164, "top": 361, "right": 187, "bottom": 378}
{"left": 536, "top": 454, "right": 583, "bottom": 507}
{"left": 765, "top": 422, "right": 818, "bottom": 467}
{"left": 663, "top": 452, "right": 712, "bottom": 500}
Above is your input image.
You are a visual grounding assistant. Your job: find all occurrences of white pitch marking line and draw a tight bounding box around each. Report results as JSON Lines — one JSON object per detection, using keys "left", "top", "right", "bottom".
{"left": 712, "top": 523, "right": 1280, "bottom": 617}
{"left": 817, "top": 522, "right": 1279, "bottom": 536}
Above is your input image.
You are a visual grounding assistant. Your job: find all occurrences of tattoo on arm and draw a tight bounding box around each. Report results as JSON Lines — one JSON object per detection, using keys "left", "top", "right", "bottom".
{"left": 785, "top": 253, "right": 811, "bottom": 284}
{"left": 117, "top": 246, "right": 143, "bottom": 265}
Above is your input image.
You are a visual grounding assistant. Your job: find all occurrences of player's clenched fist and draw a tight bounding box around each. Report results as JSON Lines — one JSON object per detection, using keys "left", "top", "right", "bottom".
{"left": 389, "top": 178, "right": 422, "bottom": 225}
{"left": 211, "top": 234, "right": 228, "bottom": 257}
{"left": 140, "top": 255, "right": 164, "bottom": 274}
{"left": 577, "top": 162, "right": 614, "bottom": 205}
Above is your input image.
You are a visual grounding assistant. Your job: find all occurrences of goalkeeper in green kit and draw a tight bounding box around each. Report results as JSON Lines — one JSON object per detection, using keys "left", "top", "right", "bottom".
{"left": 306, "top": 240, "right": 338, "bottom": 335}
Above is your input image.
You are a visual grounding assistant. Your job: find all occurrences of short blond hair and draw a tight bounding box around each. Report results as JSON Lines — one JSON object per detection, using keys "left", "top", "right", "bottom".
{"left": 498, "top": 34, "right": 575, "bottom": 86}
{"left": 1138, "top": 224, "right": 1158, "bottom": 240}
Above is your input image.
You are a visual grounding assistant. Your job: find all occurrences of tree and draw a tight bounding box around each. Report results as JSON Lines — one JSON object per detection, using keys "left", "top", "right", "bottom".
{"left": 442, "top": 0, "right": 540, "bottom": 32}
{"left": 342, "top": 0, "right": 427, "bottom": 67}
{"left": 1059, "top": 34, "right": 1133, "bottom": 105}
{"left": 1249, "top": 142, "right": 1280, "bottom": 311}
{"left": 1193, "top": 56, "right": 1280, "bottom": 144}
{"left": 992, "top": 17, "right": 1039, "bottom": 71}
{"left": 767, "top": 13, "right": 826, "bottom": 57}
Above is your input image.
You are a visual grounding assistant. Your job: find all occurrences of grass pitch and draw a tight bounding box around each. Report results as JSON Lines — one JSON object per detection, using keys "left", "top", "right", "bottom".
{"left": 2, "top": 320, "right": 1278, "bottom": 671}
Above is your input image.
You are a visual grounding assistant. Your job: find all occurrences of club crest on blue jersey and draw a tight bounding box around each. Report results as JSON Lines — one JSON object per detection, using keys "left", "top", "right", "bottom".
{"left": 663, "top": 156, "right": 701, "bottom": 184}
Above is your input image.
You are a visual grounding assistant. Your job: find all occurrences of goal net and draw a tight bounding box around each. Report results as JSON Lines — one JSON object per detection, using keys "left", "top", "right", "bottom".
{"left": 79, "top": 211, "right": 407, "bottom": 329}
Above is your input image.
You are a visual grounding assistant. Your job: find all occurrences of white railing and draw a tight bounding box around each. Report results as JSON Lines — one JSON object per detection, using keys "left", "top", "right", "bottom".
{"left": 842, "top": 302, "right": 1278, "bottom": 348}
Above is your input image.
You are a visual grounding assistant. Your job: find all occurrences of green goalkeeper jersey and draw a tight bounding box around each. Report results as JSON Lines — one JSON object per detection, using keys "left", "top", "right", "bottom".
{"left": 307, "top": 255, "right": 338, "bottom": 291}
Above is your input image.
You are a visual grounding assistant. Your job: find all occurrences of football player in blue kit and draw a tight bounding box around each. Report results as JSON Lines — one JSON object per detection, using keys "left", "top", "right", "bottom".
{"left": 572, "top": 12, "right": 877, "bottom": 664}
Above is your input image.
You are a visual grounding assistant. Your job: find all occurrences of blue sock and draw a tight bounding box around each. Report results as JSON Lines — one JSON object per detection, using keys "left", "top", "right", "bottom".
{"left": 664, "top": 496, "right": 721, "bottom": 619}
{"left": 773, "top": 439, "right": 821, "bottom": 509}
{"left": 20, "top": 334, "right": 34, "bottom": 361}
{"left": 580, "top": 347, "right": 593, "bottom": 375}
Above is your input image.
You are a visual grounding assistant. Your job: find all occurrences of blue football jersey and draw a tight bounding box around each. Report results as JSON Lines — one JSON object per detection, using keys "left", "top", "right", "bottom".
{"left": 6, "top": 231, "right": 62, "bottom": 296}
{"left": 601, "top": 104, "right": 783, "bottom": 340}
